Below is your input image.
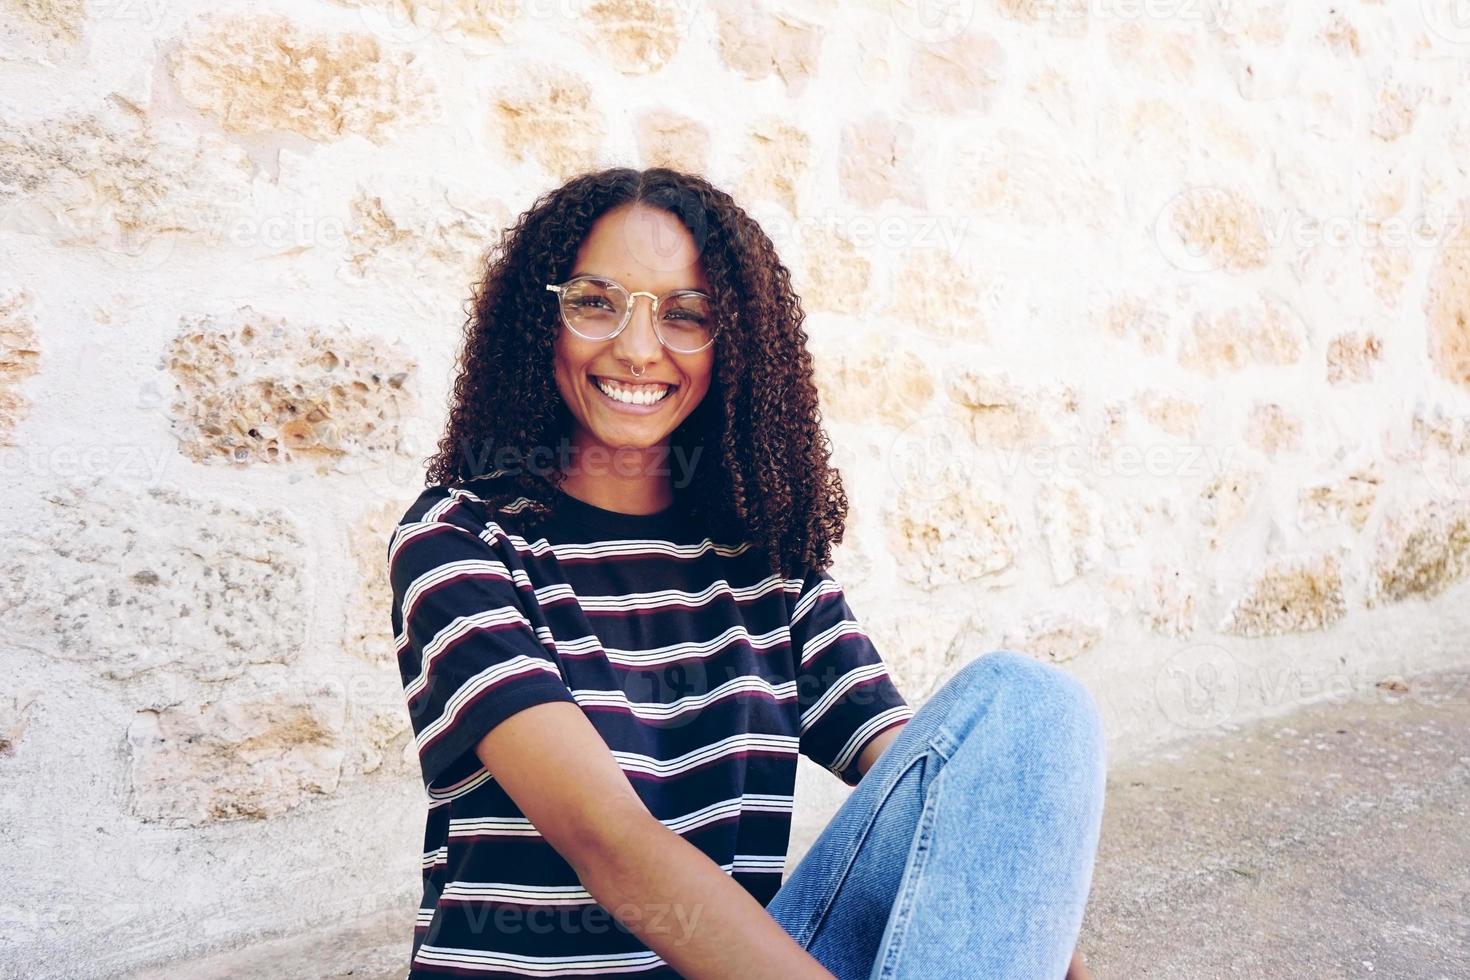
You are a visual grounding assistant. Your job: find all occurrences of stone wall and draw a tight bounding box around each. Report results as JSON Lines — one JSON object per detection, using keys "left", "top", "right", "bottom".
{"left": 3, "top": 1, "right": 1469, "bottom": 975}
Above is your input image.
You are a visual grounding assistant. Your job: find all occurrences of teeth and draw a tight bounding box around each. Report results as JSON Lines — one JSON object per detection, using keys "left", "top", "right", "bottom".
{"left": 594, "top": 376, "right": 672, "bottom": 406}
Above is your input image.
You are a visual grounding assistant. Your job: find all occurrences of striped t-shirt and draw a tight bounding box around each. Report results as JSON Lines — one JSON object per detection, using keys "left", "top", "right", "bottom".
{"left": 387, "top": 473, "right": 914, "bottom": 978}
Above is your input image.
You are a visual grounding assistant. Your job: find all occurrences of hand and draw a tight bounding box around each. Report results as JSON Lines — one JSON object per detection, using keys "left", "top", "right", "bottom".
{"left": 1064, "top": 947, "right": 1093, "bottom": 980}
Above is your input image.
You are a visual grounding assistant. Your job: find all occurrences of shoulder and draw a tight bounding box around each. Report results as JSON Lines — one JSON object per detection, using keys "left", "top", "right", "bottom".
{"left": 390, "top": 474, "right": 557, "bottom": 556}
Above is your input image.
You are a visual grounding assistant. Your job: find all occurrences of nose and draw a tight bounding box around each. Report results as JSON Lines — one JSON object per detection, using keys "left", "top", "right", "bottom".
{"left": 614, "top": 292, "right": 664, "bottom": 366}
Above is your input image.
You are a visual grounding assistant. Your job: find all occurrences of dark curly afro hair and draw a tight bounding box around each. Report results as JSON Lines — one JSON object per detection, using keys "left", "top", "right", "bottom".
{"left": 422, "top": 166, "right": 849, "bottom": 581}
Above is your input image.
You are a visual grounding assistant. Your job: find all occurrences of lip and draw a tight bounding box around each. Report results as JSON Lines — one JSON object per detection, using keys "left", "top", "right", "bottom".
{"left": 587, "top": 373, "right": 677, "bottom": 415}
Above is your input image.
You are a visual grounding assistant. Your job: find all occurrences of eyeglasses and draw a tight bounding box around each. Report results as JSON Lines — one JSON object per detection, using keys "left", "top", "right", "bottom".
{"left": 545, "top": 274, "right": 719, "bottom": 354}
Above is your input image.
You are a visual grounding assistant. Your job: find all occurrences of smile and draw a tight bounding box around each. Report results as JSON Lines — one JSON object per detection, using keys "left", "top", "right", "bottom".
{"left": 588, "top": 374, "right": 676, "bottom": 409}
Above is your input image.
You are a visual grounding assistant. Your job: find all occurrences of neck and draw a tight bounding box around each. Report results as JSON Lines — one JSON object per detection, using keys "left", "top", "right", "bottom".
{"left": 556, "top": 441, "right": 674, "bottom": 516}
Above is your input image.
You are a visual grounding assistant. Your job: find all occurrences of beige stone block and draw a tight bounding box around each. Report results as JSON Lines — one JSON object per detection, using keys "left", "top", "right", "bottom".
{"left": 713, "top": 0, "right": 821, "bottom": 94}
{"left": 1121, "top": 99, "right": 1191, "bottom": 162}
{"left": 490, "top": 65, "right": 604, "bottom": 180}
{"left": 948, "top": 126, "right": 1114, "bottom": 231}
{"left": 1361, "top": 167, "right": 1409, "bottom": 223}
{"left": 0, "top": 478, "right": 309, "bottom": 682}
{"left": 1369, "top": 80, "right": 1426, "bottom": 142}
{"left": 838, "top": 114, "right": 924, "bottom": 210}
{"left": 1036, "top": 480, "right": 1104, "bottom": 585}
{"left": 1106, "top": 21, "right": 1196, "bottom": 81}
{"left": 1022, "top": 66, "right": 1084, "bottom": 129}
{"left": 1298, "top": 466, "right": 1382, "bottom": 532}
{"left": 1368, "top": 500, "right": 1470, "bottom": 605}
{"left": 328, "top": 0, "right": 517, "bottom": 42}
{"left": 853, "top": 13, "right": 893, "bottom": 85}
{"left": 811, "top": 336, "right": 933, "bottom": 428}
{"left": 0, "top": 688, "right": 40, "bottom": 756}
{"left": 993, "top": 0, "right": 1088, "bottom": 38}
{"left": 1398, "top": 407, "right": 1470, "bottom": 504}
{"left": 0, "top": 289, "right": 40, "bottom": 446}
{"left": 345, "top": 694, "right": 415, "bottom": 779}
{"left": 1199, "top": 462, "right": 1261, "bottom": 549}
{"left": 342, "top": 177, "right": 506, "bottom": 287}
{"left": 1424, "top": 219, "right": 1470, "bottom": 389}
{"left": 737, "top": 116, "right": 810, "bottom": 217}
{"left": 169, "top": 13, "right": 438, "bottom": 143}
{"left": 1409, "top": 406, "right": 1470, "bottom": 458}
{"left": 1001, "top": 605, "right": 1107, "bottom": 663}
{"left": 1222, "top": 555, "right": 1347, "bottom": 637}
{"left": 861, "top": 604, "right": 980, "bottom": 703}
{"left": 1321, "top": 10, "right": 1362, "bottom": 56}
{"left": 886, "top": 248, "right": 989, "bottom": 342}
{"left": 1326, "top": 331, "right": 1383, "bottom": 385}
{"left": 1244, "top": 402, "right": 1302, "bottom": 457}
{"left": 345, "top": 498, "right": 403, "bottom": 667}
{"left": 1137, "top": 564, "right": 1198, "bottom": 638}
{"left": 886, "top": 468, "right": 1019, "bottom": 588}
{"left": 870, "top": 608, "right": 976, "bottom": 702}
{"left": 636, "top": 109, "right": 711, "bottom": 175}
{"left": 945, "top": 370, "right": 1078, "bottom": 449}
{"left": 164, "top": 307, "right": 418, "bottom": 471}
{"left": 1, "top": 0, "right": 84, "bottom": 54}
{"left": 906, "top": 31, "right": 1005, "bottom": 114}
{"left": 1201, "top": 102, "right": 1259, "bottom": 162}
{"left": 1100, "top": 296, "right": 1169, "bottom": 355}
{"left": 798, "top": 226, "right": 872, "bottom": 316}
{"left": 0, "top": 100, "right": 254, "bottom": 260}
{"left": 581, "top": 0, "right": 688, "bottom": 75}
{"left": 1212, "top": 1, "right": 1289, "bottom": 47}
{"left": 125, "top": 671, "right": 347, "bottom": 826}
{"left": 1133, "top": 389, "right": 1201, "bottom": 440}
{"left": 1177, "top": 297, "right": 1307, "bottom": 376}
{"left": 1366, "top": 244, "right": 1412, "bottom": 306}
{"left": 1165, "top": 187, "right": 1269, "bottom": 273}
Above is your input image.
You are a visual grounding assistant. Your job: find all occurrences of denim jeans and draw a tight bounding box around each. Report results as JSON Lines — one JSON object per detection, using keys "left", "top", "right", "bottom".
{"left": 765, "top": 650, "right": 1109, "bottom": 980}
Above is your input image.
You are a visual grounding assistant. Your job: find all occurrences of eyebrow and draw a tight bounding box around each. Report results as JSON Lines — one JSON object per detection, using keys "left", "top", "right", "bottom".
{"left": 570, "top": 270, "right": 709, "bottom": 293}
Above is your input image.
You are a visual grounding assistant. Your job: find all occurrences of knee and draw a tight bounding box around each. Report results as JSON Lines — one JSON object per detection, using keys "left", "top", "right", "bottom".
{"left": 948, "top": 649, "right": 1108, "bottom": 770}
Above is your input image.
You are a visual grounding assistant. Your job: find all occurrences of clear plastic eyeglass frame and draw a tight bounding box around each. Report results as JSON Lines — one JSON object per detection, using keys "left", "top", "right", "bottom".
{"left": 545, "top": 274, "right": 718, "bottom": 354}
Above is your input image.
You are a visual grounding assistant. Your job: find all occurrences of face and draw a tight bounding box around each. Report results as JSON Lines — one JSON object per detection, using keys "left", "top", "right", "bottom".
{"left": 552, "top": 203, "right": 716, "bottom": 457}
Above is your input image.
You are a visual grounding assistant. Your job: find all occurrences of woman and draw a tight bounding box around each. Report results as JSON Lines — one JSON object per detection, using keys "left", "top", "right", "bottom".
{"left": 387, "top": 167, "right": 1106, "bottom": 979}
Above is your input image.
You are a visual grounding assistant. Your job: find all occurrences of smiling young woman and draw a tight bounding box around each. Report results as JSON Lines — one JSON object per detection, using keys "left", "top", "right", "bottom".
{"left": 387, "top": 168, "right": 1106, "bottom": 980}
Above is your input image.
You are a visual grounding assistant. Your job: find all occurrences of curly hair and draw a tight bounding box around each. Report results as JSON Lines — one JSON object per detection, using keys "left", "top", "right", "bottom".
{"left": 422, "top": 166, "right": 848, "bottom": 580}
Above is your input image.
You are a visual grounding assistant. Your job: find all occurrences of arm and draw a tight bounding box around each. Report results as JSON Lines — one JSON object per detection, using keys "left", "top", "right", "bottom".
{"left": 853, "top": 721, "right": 905, "bottom": 781}
{"left": 477, "top": 700, "right": 836, "bottom": 980}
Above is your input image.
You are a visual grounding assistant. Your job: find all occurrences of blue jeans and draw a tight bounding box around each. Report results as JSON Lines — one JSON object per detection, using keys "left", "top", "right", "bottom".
{"left": 765, "top": 650, "right": 1109, "bottom": 980}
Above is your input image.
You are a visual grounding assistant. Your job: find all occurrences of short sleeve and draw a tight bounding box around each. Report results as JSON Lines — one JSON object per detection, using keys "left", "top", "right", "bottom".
{"left": 789, "top": 567, "right": 914, "bottom": 787}
{"left": 388, "top": 514, "right": 578, "bottom": 794}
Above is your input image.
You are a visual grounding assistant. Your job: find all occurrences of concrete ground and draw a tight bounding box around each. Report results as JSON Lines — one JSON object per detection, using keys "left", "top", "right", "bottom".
{"left": 1076, "top": 665, "right": 1470, "bottom": 980}
{"left": 127, "top": 666, "right": 1470, "bottom": 979}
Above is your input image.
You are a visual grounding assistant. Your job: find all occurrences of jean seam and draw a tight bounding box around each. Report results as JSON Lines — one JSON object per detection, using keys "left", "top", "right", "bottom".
{"left": 871, "top": 751, "right": 946, "bottom": 980}
{"left": 794, "top": 746, "right": 933, "bottom": 950}
{"left": 929, "top": 725, "right": 959, "bottom": 762}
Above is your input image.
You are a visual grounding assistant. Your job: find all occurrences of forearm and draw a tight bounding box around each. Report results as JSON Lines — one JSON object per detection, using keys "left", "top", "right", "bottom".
{"left": 574, "top": 816, "right": 834, "bottom": 980}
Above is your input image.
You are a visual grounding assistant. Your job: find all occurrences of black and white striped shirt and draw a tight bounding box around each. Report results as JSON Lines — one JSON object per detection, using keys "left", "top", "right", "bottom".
{"left": 387, "top": 472, "right": 913, "bottom": 978}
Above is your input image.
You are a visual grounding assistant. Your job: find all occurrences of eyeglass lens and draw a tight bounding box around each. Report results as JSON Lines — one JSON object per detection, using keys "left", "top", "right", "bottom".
{"left": 559, "top": 277, "right": 715, "bottom": 352}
